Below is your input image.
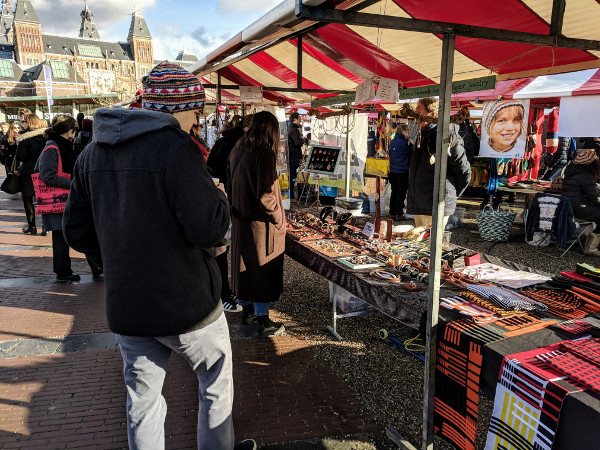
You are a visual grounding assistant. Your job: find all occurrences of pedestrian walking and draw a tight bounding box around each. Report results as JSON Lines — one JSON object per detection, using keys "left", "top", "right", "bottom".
{"left": 227, "top": 111, "right": 286, "bottom": 338}
{"left": 206, "top": 114, "right": 245, "bottom": 313}
{"left": 16, "top": 114, "right": 47, "bottom": 235}
{"left": 63, "top": 61, "right": 255, "bottom": 450}
{"left": 35, "top": 115, "right": 102, "bottom": 281}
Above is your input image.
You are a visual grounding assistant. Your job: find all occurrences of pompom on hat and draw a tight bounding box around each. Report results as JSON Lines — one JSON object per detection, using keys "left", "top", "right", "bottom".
{"left": 142, "top": 61, "right": 205, "bottom": 113}
{"left": 573, "top": 149, "right": 598, "bottom": 165}
{"left": 482, "top": 99, "right": 525, "bottom": 133}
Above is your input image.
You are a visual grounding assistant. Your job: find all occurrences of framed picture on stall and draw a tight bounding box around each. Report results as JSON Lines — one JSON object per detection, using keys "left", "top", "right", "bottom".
{"left": 479, "top": 99, "right": 530, "bottom": 159}
{"left": 303, "top": 144, "right": 343, "bottom": 176}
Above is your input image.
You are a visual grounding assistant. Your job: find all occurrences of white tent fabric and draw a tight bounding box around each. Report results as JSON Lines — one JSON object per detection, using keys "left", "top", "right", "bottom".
{"left": 513, "top": 69, "right": 600, "bottom": 98}
{"left": 558, "top": 95, "right": 600, "bottom": 137}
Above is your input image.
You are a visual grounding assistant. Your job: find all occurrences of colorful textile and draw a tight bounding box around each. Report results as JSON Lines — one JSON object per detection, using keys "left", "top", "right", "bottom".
{"left": 558, "top": 320, "right": 594, "bottom": 335}
{"left": 520, "top": 289, "right": 587, "bottom": 319}
{"left": 467, "top": 284, "right": 548, "bottom": 312}
{"left": 440, "top": 296, "right": 500, "bottom": 324}
{"left": 458, "top": 291, "right": 527, "bottom": 317}
{"left": 559, "top": 337, "right": 600, "bottom": 367}
{"left": 544, "top": 108, "right": 559, "bottom": 154}
{"left": 546, "top": 352, "right": 600, "bottom": 394}
{"left": 434, "top": 320, "right": 483, "bottom": 450}
{"left": 142, "top": 61, "right": 206, "bottom": 113}
{"left": 485, "top": 342, "right": 580, "bottom": 450}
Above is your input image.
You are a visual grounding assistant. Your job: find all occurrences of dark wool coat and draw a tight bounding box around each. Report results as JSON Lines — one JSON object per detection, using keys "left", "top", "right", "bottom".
{"left": 63, "top": 107, "right": 230, "bottom": 337}
{"left": 562, "top": 163, "right": 600, "bottom": 226}
{"left": 406, "top": 124, "right": 471, "bottom": 217}
{"left": 16, "top": 128, "right": 47, "bottom": 196}
{"left": 206, "top": 125, "right": 244, "bottom": 185}
{"left": 227, "top": 143, "right": 285, "bottom": 302}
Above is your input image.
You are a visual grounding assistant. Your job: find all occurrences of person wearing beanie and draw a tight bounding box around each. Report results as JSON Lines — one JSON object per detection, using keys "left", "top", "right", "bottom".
{"left": 562, "top": 149, "right": 600, "bottom": 255}
{"left": 287, "top": 111, "right": 303, "bottom": 201}
{"left": 63, "top": 61, "right": 255, "bottom": 450}
{"left": 482, "top": 99, "right": 526, "bottom": 153}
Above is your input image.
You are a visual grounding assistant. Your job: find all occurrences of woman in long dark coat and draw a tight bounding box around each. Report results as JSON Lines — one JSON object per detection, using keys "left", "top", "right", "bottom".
{"left": 227, "top": 111, "right": 286, "bottom": 338}
{"left": 16, "top": 114, "right": 47, "bottom": 235}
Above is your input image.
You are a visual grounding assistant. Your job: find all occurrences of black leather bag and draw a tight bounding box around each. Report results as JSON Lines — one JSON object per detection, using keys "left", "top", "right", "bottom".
{"left": 1, "top": 158, "right": 22, "bottom": 194}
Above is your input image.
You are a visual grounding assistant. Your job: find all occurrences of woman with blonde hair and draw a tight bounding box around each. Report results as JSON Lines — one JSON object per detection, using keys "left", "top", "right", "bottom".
{"left": 227, "top": 111, "right": 285, "bottom": 337}
{"left": 16, "top": 114, "right": 47, "bottom": 234}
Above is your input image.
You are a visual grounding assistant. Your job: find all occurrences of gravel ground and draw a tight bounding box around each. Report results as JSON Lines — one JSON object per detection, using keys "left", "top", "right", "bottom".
{"left": 272, "top": 194, "right": 598, "bottom": 449}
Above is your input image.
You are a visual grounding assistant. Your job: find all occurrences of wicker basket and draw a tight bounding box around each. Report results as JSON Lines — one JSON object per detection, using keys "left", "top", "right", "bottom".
{"left": 477, "top": 204, "right": 516, "bottom": 242}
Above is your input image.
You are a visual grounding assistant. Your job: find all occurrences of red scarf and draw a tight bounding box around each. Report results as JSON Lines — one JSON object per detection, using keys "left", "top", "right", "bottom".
{"left": 190, "top": 136, "right": 208, "bottom": 161}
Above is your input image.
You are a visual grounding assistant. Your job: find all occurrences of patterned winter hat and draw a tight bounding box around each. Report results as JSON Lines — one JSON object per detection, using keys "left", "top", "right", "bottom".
{"left": 573, "top": 149, "right": 598, "bottom": 165}
{"left": 482, "top": 99, "right": 525, "bottom": 133}
{"left": 142, "top": 61, "right": 205, "bottom": 113}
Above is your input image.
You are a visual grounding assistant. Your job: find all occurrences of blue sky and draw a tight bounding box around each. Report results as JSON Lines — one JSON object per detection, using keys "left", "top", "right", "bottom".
{"left": 30, "top": 0, "right": 282, "bottom": 60}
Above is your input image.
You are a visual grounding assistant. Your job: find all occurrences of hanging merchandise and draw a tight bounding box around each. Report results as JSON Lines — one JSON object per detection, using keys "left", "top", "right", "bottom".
{"left": 545, "top": 108, "right": 559, "bottom": 154}
{"left": 487, "top": 158, "right": 498, "bottom": 196}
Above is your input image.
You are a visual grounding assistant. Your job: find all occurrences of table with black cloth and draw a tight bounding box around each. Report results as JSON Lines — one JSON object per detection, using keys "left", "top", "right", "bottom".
{"left": 285, "top": 233, "right": 600, "bottom": 449}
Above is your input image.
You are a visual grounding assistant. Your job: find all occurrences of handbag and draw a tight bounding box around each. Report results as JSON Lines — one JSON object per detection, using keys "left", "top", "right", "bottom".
{"left": 0, "top": 157, "right": 22, "bottom": 194}
{"left": 477, "top": 203, "right": 516, "bottom": 242}
{"left": 31, "top": 145, "right": 71, "bottom": 214}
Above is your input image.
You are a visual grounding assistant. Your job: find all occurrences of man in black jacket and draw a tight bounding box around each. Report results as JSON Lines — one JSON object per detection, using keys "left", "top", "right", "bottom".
{"left": 287, "top": 112, "right": 303, "bottom": 201}
{"left": 406, "top": 98, "right": 471, "bottom": 228}
{"left": 63, "top": 62, "right": 255, "bottom": 450}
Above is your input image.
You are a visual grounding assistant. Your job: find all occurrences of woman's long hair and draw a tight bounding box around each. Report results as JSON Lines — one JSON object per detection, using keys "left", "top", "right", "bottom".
{"left": 237, "top": 111, "right": 279, "bottom": 153}
{"left": 583, "top": 159, "right": 600, "bottom": 182}
{"left": 6, "top": 122, "right": 20, "bottom": 144}
{"left": 24, "top": 113, "right": 44, "bottom": 131}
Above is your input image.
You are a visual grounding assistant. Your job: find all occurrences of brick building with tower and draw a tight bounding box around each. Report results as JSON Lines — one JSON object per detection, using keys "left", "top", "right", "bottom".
{"left": 0, "top": 0, "right": 197, "bottom": 121}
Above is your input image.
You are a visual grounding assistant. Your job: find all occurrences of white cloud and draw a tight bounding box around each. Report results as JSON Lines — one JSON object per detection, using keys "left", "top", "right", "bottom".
{"left": 152, "top": 32, "right": 227, "bottom": 61}
{"left": 216, "top": 0, "right": 281, "bottom": 14}
{"left": 30, "top": 0, "right": 156, "bottom": 37}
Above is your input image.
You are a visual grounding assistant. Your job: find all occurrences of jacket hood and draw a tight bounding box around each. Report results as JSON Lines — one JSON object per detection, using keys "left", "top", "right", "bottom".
{"left": 16, "top": 128, "right": 46, "bottom": 142}
{"left": 93, "top": 107, "right": 181, "bottom": 146}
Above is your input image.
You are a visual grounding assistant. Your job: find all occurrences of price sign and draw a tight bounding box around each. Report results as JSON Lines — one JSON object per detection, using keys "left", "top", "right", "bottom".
{"left": 355, "top": 79, "right": 375, "bottom": 105}
{"left": 376, "top": 77, "right": 398, "bottom": 103}
{"left": 363, "top": 222, "right": 375, "bottom": 238}
{"left": 239, "top": 85, "right": 263, "bottom": 104}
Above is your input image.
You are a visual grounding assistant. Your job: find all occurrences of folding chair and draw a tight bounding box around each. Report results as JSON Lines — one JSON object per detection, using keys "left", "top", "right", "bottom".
{"left": 524, "top": 193, "right": 593, "bottom": 258}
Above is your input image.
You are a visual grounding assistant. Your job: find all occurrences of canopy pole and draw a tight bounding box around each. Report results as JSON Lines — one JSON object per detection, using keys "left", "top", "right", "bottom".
{"left": 216, "top": 69, "right": 222, "bottom": 129}
{"left": 422, "top": 33, "right": 455, "bottom": 450}
{"left": 344, "top": 111, "right": 351, "bottom": 197}
{"left": 297, "top": 35, "right": 303, "bottom": 90}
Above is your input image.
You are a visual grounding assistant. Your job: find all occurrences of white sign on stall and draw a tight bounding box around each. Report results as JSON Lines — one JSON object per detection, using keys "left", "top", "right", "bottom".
{"left": 376, "top": 77, "right": 399, "bottom": 103}
{"left": 355, "top": 80, "right": 375, "bottom": 105}
{"left": 558, "top": 95, "right": 600, "bottom": 137}
{"left": 239, "top": 85, "right": 263, "bottom": 104}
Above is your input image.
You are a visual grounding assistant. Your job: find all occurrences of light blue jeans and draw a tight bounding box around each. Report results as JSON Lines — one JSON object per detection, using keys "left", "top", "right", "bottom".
{"left": 116, "top": 314, "right": 234, "bottom": 450}
{"left": 236, "top": 300, "right": 269, "bottom": 316}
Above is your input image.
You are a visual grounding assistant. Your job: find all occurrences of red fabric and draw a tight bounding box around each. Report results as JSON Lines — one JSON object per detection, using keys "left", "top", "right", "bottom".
{"left": 316, "top": 24, "right": 434, "bottom": 87}
{"left": 508, "top": 107, "right": 544, "bottom": 182}
{"left": 561, "top": 271, "right": 594, "bottom": 283}
{"left": 248, "top": 52, "right": 326, "bottom": 93}
{"left": 393, "top": 0, "right": 596, "bottom": 74}
{"left": 545, "top": 108, "right": 559, "bottom": 154}
{"left": 572, "top": 69, "right": 600, "bottom": 96}
{"left": 190, "top": 136, "right": 209, "bottom": 161}
{"left": 219, "top": 66, "right": 296, "bottom": 104}
{"left": 289, "top": 38, "right": 364, "bottom": 85}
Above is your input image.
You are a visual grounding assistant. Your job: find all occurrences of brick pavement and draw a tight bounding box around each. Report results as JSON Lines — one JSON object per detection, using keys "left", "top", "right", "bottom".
{"left": 0, "top": 180, "right": 380, "bottom": 448}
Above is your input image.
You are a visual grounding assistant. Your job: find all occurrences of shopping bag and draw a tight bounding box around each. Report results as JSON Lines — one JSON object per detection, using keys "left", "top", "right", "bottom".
{"left": 0, "top": 158, "right": 22, "bottom": 194}
{"left": 32, "top": 145, "right": 71, "bottom": 214}
{"left": 477, "top": 203, "right": 516, "bottom": 242}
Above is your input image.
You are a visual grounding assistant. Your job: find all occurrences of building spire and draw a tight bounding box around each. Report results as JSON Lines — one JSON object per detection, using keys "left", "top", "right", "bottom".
{"left": 127, "top": 7, "right": 151, "bottom": 41}
{"left": 79, "top": 0, "right": 100, "bottom": 39}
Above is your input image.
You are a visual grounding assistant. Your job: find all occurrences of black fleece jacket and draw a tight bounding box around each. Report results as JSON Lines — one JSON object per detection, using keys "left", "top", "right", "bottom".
{"left": 63, "top": 107, "right": 230, "bottom": 337}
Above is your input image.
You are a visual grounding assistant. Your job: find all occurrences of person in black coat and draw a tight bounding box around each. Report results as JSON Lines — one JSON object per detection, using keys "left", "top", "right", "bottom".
{"left": 540, "top": 137, "right": 571, "bottom": 181}
{"left": 206, "top": 114, "right": 245, "bottom": 312}
{"left": 16, "top": 114, "right": 47, "bottom": 235}
{"left": 561, "top": 149, "right": 600, "bottom": 254}
{"left": 287, "top": 112, "right": 303, "bottom": 201}
{"left": 406, "top": 98, "right": 471, "bottom": 228}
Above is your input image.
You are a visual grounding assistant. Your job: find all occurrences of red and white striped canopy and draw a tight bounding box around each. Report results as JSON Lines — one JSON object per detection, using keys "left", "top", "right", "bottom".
{"left": 192, "top": 0, "right": 600, "bottom": 106}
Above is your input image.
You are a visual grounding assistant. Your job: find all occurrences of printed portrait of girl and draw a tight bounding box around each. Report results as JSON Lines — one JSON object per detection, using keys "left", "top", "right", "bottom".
{"left": 482, "top": 100, "right": 526, "bottom": 153}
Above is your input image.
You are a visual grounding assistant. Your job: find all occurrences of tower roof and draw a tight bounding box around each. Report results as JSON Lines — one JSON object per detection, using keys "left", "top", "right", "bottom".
{"left": 79, "top": 1, "right": 101, "bottom": 39}
{"left": 127, "top": 11, "right": 151, "bottom": 41}
{"left": 1, "top": 0, "right": 13, "bottom": 38}
{"left": 14, "top": 0, "right": 39, "bottom": 24}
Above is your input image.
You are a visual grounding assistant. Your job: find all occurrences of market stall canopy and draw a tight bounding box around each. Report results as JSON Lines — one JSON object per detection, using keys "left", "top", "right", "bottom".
{"left": 191, "top": 0, "right": 600, "bottom": 106}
